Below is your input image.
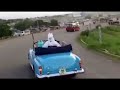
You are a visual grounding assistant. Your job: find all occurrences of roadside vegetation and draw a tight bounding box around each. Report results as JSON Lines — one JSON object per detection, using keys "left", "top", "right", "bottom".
{"left": 14, "top": 19, "right": 59, "bottom": 30}
{"left": 0, "top": 23, "right": 12, "bottom": 39}
{"left": 0, "top": 18, "right": 59, "bottom": 40}
{"left": 78, "top": 26, "right": 120, "bottom": 58}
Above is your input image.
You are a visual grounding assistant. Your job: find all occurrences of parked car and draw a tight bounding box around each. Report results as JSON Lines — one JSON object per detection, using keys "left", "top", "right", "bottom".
{"left": 13, "top": 30, "right": 23, "bottom": 37}
{"left": 28, "top": 39, "right": 84, "bottom": 78}
{"left": 108, "top": 20, "right": 119, "bottom": 25}
{"left": 23, "top": 30, "right": 31, "bottom": 35}
{"left": 41, "top": 27, "right": 48, "bottom": 32}
{"left": 50, "top": 26, "right": 55, "bottom": 30}
{"left": 54, "top": 26, "right": 60, "bottom": 30}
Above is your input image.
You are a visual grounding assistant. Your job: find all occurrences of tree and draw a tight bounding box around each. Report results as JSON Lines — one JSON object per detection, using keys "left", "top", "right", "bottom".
{"left": 0, "top": 23, "right": 12, "bottom": 38}
{"left": 43, "top": 22, "right": 50, "bottom": 27}
{"left": 50, "top": 19, "right": 58, "bottom": 26}
{"left": 0, "top": 19, "right": 7, "bottom": 24}
{"left": 32, "top": 20, "right": 51, "bottom": 27}
{"left": 32, "top": 20, "right": 44, "bottom": 28}
{"left": 14, "top": 19, "right": 33, "bottom": 31}
{"left": 98, "top": 14, "right": 103, "bottom": 17}
{"left": 14, "top": 22, "right": 25, "bottom": 31}
{"left": 85, "top": 15, "right": 91, "bottom": 19}
{"left": 38, "top": 20, "right": 44, "bottom": 26}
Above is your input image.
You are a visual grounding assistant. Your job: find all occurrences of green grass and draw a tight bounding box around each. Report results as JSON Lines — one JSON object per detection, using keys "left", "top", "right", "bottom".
{"left": 78, "top": 26, "right": 120, "bottom": 57}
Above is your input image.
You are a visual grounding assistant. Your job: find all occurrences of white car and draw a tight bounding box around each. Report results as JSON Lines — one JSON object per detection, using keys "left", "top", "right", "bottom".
{"left": 13, "top": 31, "right": 23, "bottom": 37}
{"left": 13, "top": 30, "right": 31, "bottom": 37}
{"left": 23, "top": 30, "right": 31, "bottom": 35}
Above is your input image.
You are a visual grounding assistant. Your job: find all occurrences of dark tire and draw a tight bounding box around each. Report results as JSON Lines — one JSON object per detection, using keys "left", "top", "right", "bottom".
{"left": 33, "top": 66, "right": 38, "bottom": 78}
{"left": 72, "top": 29, "right": 75, "bottom": 32}
{"left": 69, "top": 74, "right": 76, "bottom": 77}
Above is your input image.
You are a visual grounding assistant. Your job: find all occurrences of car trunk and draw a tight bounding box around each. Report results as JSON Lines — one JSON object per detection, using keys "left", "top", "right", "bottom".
{"left": 36, "top": 53, "right": 78, "bottom": 75}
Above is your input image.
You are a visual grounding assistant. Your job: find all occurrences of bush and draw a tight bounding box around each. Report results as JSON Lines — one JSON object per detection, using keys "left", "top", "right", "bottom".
{"left": 80, "top": 30, "right": 90, "bottom": 36}
{"left": 87, "top": 44, "right": 100, "bottom": 49}
{"left": 50, "top": 19, "right": 58, "bottom": 26}
{"left": 114, "top": 50, "right": 120, "bottom": 55}
{"left": 106, "top": 26, "right": 112, "bottom": 30}
{"left": 0, "top": 23, "right": 12, "bottom": 38}
{"left": 101, "top": 43, "right": 111, "bottom": 48}
{"left": 105, "top": 26, "right": 120, "bottom": 32}
{"left": 116, "top": 42, "right": 120, "bottom": 45}
{"left": 96, "top": 25, "right": 102, "bottom": 29}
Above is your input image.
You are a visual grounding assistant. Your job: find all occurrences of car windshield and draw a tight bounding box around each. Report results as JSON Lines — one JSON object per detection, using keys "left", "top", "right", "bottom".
{"left": 66, "top": 24, "right": 72, "bottom": 27}
{"left": 25, "top": 30, "right": 29, "bottom": 33}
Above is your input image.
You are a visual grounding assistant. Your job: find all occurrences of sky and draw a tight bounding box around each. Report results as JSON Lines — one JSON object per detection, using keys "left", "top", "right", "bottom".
{"left": 0, "top": 12, "right": 73, "bottom": 19}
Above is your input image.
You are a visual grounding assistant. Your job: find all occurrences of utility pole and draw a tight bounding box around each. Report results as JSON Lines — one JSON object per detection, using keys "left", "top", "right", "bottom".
{"left": 37, "top": 20, "right": 39, "bottom": 29}
{"left": 98, "top": 25, "right": 102, "bottom": 44}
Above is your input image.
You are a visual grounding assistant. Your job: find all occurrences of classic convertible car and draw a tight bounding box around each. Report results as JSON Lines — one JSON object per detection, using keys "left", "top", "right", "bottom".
{"left": 28, "top": 40, "right": 84, "bottom": 78}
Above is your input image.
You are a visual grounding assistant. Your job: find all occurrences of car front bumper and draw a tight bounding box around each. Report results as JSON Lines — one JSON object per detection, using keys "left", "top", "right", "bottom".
{"left": 36, "top": 68, "right": 84, "bottom": 78}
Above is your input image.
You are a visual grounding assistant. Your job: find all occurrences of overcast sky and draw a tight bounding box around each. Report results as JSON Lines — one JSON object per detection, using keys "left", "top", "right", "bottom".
{"left": 0, "top": 12, "right": 73, "bottom": 19}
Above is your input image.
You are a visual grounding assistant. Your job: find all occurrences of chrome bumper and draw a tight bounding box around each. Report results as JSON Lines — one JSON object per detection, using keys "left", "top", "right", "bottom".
{"left": 36, "top": 68, "right": 84, "bottom": 78}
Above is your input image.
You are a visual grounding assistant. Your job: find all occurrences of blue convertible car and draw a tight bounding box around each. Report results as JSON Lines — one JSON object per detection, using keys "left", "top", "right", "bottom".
{"left": 28, "top": 40, "right": 84, "bottom": 78}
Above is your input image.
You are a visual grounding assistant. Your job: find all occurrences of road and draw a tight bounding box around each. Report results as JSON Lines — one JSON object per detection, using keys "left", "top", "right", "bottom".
{"left": 0, "top": 23, "right": 120, "bottom": 79}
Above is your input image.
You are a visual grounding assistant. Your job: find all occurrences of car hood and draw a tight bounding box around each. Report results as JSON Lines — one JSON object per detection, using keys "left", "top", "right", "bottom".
{"left": 35, "top": 52, "right": 78, "bottom": 74}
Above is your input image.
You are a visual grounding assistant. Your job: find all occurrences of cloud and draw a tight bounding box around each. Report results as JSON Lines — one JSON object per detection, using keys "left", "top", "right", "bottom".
{"left": 0, "top": 12, "right": 73, "bottom": 19}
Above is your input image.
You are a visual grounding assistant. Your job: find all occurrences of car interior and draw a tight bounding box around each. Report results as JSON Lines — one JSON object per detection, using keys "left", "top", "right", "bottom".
{"left": 34, "top": 40, "right": 66, "bottom": 48}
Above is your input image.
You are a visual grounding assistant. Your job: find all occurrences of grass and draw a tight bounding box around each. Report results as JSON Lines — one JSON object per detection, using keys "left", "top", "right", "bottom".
{"left": 78, "top": 26, "right": 120, "bottom": 58}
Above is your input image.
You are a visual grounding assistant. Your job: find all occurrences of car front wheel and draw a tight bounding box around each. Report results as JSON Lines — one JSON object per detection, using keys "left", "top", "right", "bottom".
{"left": 73, "top": 29, "right": 75, "bottom": 32}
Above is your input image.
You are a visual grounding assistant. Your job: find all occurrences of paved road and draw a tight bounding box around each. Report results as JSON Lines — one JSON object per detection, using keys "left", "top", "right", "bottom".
{"left": 0, "top": 23, "right": 120, "bottom": 79}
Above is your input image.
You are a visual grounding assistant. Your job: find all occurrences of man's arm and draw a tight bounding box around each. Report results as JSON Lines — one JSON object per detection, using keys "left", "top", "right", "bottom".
{"left": 55, "top": 41, "right": 61, "bottom": 47}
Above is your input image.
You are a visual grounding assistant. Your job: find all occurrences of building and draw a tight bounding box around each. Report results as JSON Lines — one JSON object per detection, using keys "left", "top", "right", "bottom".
{"left": 83, "top": 19, "right": 93, "bottom": 26}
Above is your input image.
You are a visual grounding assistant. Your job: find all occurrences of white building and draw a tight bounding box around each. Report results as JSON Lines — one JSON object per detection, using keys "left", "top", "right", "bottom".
{"left": 83, "top": 19, "right": 93, "bottom": 26}
{"left": 72, "top": 12, "right": 81, "bottom": 17}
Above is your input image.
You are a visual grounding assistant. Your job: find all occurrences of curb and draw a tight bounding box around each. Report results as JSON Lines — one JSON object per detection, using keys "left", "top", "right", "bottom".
{"left": 80, "top": 39, "right": 88, "bottom": 45}
{"left": 100, "top": 49, "right": 120, "bottom": 58}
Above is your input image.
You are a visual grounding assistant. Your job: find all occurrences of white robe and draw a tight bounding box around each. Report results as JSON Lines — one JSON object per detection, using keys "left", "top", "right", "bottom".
{"left": 42, "top": 33, "right": 61, "bottom": 48}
